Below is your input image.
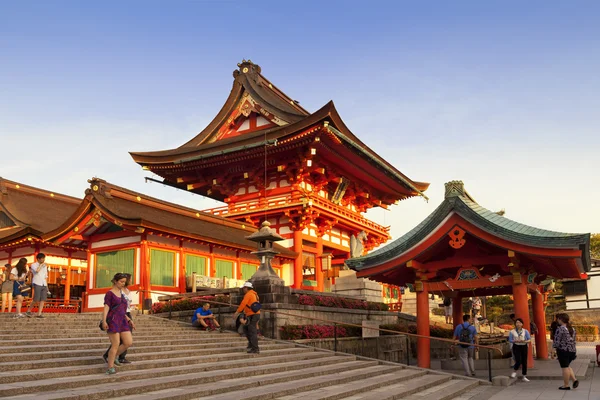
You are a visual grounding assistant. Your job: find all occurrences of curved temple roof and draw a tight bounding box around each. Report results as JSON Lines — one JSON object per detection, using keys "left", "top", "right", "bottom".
{"left": 346, "top": 180, "right": 591, "bottom": 276}
{"left": 0, "top": 177, "right": 81, "bottom": 244}
{"left": 129, "top": 60, "right": 429, "bottom": 200}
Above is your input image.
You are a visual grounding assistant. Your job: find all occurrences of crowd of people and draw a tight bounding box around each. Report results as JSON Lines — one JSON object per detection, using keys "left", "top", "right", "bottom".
{"left": 448, "top": 298, "right": 579, "bottom": 391}
{"left": 1, "top": 253, "right": 50, "bottom": 317}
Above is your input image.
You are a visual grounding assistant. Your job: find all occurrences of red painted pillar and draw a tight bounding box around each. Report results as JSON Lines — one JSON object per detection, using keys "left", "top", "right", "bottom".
{"left": 293, "top": 230, "right": 303, "bottom": 289}
{"left": 416, "top": 281, "right": 430, "bottom": 368}
{"left": 452, "top": 296, "right": 463, "bottom": 328}
{"left": 512, "top": 273, "right": 534, "bottom": 368}
{"left": 315, "top": 237, "right": 324, "bottom": 292}
{"left": 532, "top": 290, "right": 548, "bottom": 360}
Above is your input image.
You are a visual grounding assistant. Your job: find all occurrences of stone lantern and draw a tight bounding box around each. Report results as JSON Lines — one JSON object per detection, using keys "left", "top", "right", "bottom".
{"left": 245, "top": 221, "right": 284, "bottom": 280}
{"left": 243, "top": 220, "right": 294, "bottom": 304}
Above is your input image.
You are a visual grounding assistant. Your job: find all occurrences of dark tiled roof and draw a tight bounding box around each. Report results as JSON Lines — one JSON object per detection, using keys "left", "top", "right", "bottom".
{"left": 0, "top": 177, "right": 81, "bottom": 243}
{"left": 44, "top": 178, "right": 296, "bottom": 258}
{"left": 346, "top": 181, "right": 591, "bottom": 272}
{"left": 129, "top": 62, "right": 429, "bottom": 198}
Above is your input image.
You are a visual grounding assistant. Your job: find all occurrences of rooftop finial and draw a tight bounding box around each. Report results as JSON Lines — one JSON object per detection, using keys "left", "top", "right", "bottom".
{"left": 234, "top": 59, "right": 261, "bottom": 77}
{"left": 444, "top": 180, "right": 465, "bottom": 199}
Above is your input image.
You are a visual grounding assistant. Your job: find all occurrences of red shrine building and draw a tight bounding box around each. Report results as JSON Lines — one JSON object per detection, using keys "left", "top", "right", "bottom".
{"left": 347, "top": 181, "right": 591, "bottom": 369}
{"left": 130, "top": 60, "right": 429, "bottom": 296}
{"left": 0, "top": 177, "right": 295, "bottom": 312}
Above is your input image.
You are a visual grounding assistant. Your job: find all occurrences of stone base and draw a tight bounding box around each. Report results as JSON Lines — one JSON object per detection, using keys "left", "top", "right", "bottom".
{"left": 232, "top": 276, "right": 298, "bottom": 305}
{"left": 400, "top": 291, "right": 441, "bottom": 315}
{"left": 331, "top": 270, "right": 383, "bottom": 302}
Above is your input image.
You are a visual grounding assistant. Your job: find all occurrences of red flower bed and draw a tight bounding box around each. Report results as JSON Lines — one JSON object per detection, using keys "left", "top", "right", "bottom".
{"left": 280, "top": 324, "right": 362, "bottom": 340}
{"left": 297, "top": 294, "right": 389, "bottom": 311}
{"left": 151, "top": 295, "right": 229, "bottom": 314}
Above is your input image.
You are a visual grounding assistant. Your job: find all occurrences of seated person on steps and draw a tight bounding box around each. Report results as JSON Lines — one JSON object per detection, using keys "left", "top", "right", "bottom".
{"left": 192, "top": 302, "right": 222, "bottom": 331}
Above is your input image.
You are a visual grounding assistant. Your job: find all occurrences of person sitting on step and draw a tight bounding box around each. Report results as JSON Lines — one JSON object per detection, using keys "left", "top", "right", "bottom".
{"left": 192, "top": 302, "right": 222, "bottom": 331}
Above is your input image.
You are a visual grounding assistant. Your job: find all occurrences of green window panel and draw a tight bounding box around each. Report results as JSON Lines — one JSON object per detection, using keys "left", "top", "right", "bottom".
{"left": 241, "top": 263, "right": 258, "bottom": 280}
{"left": 150, "top": 249, "right": 175, "bottom": 286}
{"left": 215, "top": 259, "right": 234, "bottom": 279}
{"left": 185, "top": 255, "right": 207, "bottom": 277}
{"left": 95, "top": 249, "right": 135, "bottom": 289}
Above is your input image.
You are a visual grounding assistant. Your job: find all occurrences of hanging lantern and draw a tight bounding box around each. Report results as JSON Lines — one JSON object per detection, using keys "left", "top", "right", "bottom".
{"left": 320, "top": 252, "right": 332, "bottom": 271}
{"left": 77, "top": 267, "right": 82, "bottom": 274}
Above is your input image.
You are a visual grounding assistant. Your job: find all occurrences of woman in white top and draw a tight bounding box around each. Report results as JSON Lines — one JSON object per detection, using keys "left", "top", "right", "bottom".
{"left": 508, "top": 318, "right": 531, "bottom": 381}
{"left": 10, "top": 258, "right": 29, "bottom": 318}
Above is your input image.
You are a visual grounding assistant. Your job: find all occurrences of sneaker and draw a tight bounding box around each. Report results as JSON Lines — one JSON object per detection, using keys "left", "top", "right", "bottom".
{"left": 105, "top": 367, "right": 116, "bottom": 375}
{"left": 119, "top": 359, "right": 132, "bottom": 364}
{"left": 247, "top": 349, "right": 260, "bottom": 354}
{"left": 113, "top": 359, "right": 121, "bottom": 367}
{"left": 26, "top": 311, "right": 32, "bottom": 318}
{"left": 522, "top": 377, "right": 530, "bottom": 382}
{"left": 14, "top": 314, "right": 25, "bottom": 319}
{"left": 35, "top": 315, "right": 45, "bottom": 319}
{"left": 510, "top": 372, "right": 517, "bottom": 378}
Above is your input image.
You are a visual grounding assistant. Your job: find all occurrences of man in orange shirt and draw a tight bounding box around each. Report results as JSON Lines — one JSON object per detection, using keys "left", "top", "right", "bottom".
{"left": 235, "top": 282, "right": 261, "bottom": 353}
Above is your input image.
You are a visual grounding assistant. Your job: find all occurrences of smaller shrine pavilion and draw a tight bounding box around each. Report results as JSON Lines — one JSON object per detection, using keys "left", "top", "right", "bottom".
{"left": 346, "top": 181, "right": 591, "bottom": 369}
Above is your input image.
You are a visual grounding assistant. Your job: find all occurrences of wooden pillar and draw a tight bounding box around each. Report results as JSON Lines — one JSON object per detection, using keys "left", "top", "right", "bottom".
{"left": 315, "top": 236, "right": 324, "bottom": 292}
{"left": 178, "top": 241, "right": 186, "bottom": 293}
{"left": 512, "top": 272, "right": 534, "bottom": 368}
{"left": 532, "top": 290, "right": 548, "bottom": 360}
{"left": 64, "top": 251, "right": 72, "bottom": 305}
{"left": 452, "top": 296, "right": 463, "bottom": 328}
{"left": 140, "top": 239, "right": 151, "bottom": 300}
{"left": 416, "top": 280, "right": 430, "bottom": 368}
{"left": 293, "top": 230, "right": 303, "bottom": 289}
{"left": 208, "top": 246, "right": 215, "bottom": 277}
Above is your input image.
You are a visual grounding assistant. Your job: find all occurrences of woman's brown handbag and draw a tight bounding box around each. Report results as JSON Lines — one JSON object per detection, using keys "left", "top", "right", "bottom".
{"left": 17, "top": 283, "right": 31, "bottom": 293}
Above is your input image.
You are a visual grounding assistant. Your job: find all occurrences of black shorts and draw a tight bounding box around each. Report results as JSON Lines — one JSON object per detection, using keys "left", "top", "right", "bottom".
{"left": 557, "top": 349, "right": 576, "bottom": 368}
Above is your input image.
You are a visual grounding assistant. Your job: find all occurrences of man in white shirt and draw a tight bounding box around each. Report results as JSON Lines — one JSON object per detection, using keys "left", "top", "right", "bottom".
{"left": 26, "top": 253, "right": 48, "bottom": 318}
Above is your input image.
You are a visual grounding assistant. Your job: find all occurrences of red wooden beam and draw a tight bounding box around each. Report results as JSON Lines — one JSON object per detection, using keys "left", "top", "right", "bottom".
{"left": 425, "top": 275, "right": 513, "bottom": 291}
{"left": 419, "top": 255, "right": 509, "bottom": 273}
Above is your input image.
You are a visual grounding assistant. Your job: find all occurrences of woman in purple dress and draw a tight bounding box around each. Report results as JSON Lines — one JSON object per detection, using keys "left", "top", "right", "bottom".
{"left": 101, "top": 273, "right": 134, "bottom": 375}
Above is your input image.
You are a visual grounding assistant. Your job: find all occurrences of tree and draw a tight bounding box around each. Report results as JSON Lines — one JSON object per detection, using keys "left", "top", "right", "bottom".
{"left": 591, "top": 233, "right": 600, "bottom": 259}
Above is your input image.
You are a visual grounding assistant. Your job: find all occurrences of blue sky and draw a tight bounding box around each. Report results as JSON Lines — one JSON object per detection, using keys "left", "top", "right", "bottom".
{"left": 1, "top": 1, "right": 598, "bottom": 240}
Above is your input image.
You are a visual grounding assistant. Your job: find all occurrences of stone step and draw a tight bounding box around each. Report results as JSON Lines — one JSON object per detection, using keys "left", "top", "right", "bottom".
{"left": 0, "top": 342, "right": 294, "bottom": 365}
{"left": 0, "top": 331, "right": 235, "bottom": 340}
{"left": 0, "top": 348, "right": 324, "bottom": 384}
{"left": 11, "top": 358, "right": 381, "bottom": 399}
{"left": 335, "top": 374, "right": 455, "bottom": 400}
{"left": 277, "top": 368, "right": 427, "bottom": 400}
{"left": 0, "top": 338, "right": 249, "bottom": 354}
{"left": 401, "top": 379, "right": 480, "bottom": 400}
{"left": 191, "top": 364, "right": 401, "bottom": 400}
{"left": 0, "top": 344, "right": 302, "bottom": 371}
{"left": 0, "top": 326, "right": 200, "bottom": 334}
{"left": 0, "top": 354, "right": 358, "bottom": 396}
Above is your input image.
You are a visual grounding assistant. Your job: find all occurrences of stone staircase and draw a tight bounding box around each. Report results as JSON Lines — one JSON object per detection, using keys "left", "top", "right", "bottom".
{"left": 0, "top": 313, "right": 489, "bottom": 399}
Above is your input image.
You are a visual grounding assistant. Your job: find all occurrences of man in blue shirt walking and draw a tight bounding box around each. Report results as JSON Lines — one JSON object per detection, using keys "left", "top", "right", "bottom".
{"left": 454, "top": 314, "right": 479, "bottom": 377}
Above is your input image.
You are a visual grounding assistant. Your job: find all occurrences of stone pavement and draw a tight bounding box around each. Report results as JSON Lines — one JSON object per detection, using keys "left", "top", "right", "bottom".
{"left": 483, "top": 364, "right": 600, "bottom": 400}
{"left": 469, "top": 358, "right": 590, "bottom": 381}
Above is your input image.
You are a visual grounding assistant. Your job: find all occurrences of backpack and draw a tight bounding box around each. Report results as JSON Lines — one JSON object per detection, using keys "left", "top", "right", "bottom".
{"left": 246, "top": 291, "right": 262, "bottom": 313}
{"left": 459, "top": 323, "right": 472, "bottom": 348}
{"left": 530, "top": 321, "right": 538, "bottom": 335}
{"left": 443, "top": 297, "right": 451, "bottom": 307}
